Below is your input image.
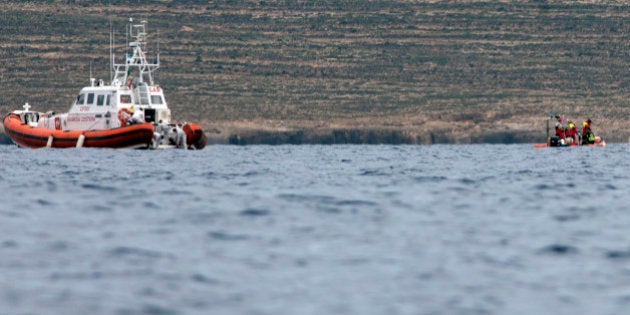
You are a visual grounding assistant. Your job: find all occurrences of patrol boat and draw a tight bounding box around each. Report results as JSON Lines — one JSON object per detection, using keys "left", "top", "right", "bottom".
{"left": 2, "top": 19, "right": 206, "bottom": 149}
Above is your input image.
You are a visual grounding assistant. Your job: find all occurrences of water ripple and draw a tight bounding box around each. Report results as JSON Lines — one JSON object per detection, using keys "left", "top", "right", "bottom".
{"left": 606, "top": 250, "right": 630, "bottom": 260}
{"left": 539, "top": 244, "right": 579, "bottom": 255}
{"left": 108, "top": 246, "right": 173, "bottom": 260}
{"left": 208, "top": 231, "right": 249, "bottom": 241}
{"left": 239, "top": 209, "right": 270, "bottom": 216}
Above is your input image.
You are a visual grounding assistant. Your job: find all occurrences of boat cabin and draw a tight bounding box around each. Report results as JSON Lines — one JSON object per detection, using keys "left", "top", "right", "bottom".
{"left": 50, "top": 77, "right": 171, "bottom": 131}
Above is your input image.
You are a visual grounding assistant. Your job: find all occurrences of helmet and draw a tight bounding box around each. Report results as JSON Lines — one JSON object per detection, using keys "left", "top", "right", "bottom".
{"left": 582, "top": 121, "right": 587, "bottom": 127}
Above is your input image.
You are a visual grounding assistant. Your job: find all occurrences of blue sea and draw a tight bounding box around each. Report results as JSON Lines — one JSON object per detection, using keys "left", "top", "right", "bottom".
{"left": 1, "top": 143, "right": 630, "bottom": 315}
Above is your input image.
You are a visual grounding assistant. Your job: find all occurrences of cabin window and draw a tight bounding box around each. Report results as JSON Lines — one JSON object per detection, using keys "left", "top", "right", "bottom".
{"left": 120, "top": 94, "right": 132, "bottom": 104}
{"left": 151, "top": 95, "right": 163, "bottom": 105}
{"left": 87, "top": 93, "right": 95, "bottom": 105}
{"left": 105, "top": 94, "right": 111, "bottom": 106}
{"left": 97, "top": 95, "right": 105, "bottom": 106}
{"left": 76, "top": 94, "right": 85, "bottom": 105}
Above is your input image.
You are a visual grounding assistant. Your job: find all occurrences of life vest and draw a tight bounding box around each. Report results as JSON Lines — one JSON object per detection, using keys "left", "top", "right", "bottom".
{"left": 582, "top": 128, "right": 595, "bottom": 144}
{"left": 555, "top": 127, "right": 565, "bottom": 139}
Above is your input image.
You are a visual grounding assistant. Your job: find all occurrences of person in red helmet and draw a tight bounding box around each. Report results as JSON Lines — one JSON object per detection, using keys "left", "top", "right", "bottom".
{"left": 564, "top": 121, "right": 578, "bottom": 145}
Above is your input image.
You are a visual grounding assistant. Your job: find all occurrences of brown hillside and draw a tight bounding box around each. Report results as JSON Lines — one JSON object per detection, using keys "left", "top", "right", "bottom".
{"left": 0, "top": 1, "right": 628, "bottom": 144}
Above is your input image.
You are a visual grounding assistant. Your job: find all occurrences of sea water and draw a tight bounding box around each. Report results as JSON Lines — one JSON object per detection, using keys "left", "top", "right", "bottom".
{"left": 1, "top": 143, "right": 630, "bottom": 315}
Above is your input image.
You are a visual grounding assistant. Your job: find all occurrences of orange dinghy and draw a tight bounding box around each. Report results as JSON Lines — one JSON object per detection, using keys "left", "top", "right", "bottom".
{"left": 534, "top": 115, "right": 606, "bottom": 149}
{"left": 3, "top": 112, "right": 154, "bottom": 149}
{"left": 2, "top": 18, "right": 207, "bottom": 150}
{"left": 533, "top": 138, "right": 606, "bottom": 149}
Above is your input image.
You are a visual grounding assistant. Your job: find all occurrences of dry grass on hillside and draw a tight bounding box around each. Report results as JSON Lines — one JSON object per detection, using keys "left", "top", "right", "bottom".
{"left": 0, "top": 1, "right": 628, "bottom": 143}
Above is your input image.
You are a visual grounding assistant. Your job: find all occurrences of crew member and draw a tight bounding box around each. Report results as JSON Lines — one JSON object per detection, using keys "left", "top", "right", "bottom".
{"left": 581, "top": 119, "right": 595, "bottom": 145}
{"left": 128, "top": 106, "right": 145, "bottom": 125}
{"left": 152, "top": 119, "right": 170, "bottom": 148}
{"left": 555, "top": 120, "right": 565, "bottom": 141}
{"left": 565, "top": 121, "right": 577, "bottom": 145}
{"left": 158, "top": 119, "right": 170, "bottom": 136}
{"left": 168, "top": 124, "right": 188, "bottom": 149}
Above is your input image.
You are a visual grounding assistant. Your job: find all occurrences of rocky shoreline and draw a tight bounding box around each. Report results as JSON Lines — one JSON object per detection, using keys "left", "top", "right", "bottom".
{"left": 0, "top": 129, "right": 535, "bottom": 146}
{"left": 211, "top": 127, "right": 538, "bottom": 145}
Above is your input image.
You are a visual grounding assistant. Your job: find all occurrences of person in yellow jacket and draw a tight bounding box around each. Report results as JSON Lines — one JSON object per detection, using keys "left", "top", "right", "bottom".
{"left": 581, "top": 119, "right": 595, "bottom": 145}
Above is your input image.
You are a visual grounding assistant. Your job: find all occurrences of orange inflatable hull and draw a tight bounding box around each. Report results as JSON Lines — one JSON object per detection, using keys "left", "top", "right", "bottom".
{"left": 182, "top": 122, "right": 207, "bottom": 149}
{"left": 534, "top": 140, "right": 606, "bottom": 148}
{"left": 3, "top": 113, "right": 154, "bottom": 149}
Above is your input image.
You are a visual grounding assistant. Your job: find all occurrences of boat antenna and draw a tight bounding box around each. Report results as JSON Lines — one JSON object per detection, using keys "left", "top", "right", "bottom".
{"left": 126, "top": 18, "right": 131, "bottom": 56}
{"left": 157, "top": 29, "right": 160, "bottom": 63}
{"left": 109, "top": 18, "right": 113, "bottom": 82}
{"left": 106, "top": 0, "right": 114, "bottom": 83}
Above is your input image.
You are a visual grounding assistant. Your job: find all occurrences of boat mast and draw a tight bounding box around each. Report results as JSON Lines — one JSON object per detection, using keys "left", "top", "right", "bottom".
{"left": 111, "top": 18, "right": 160, "bottom": 88}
